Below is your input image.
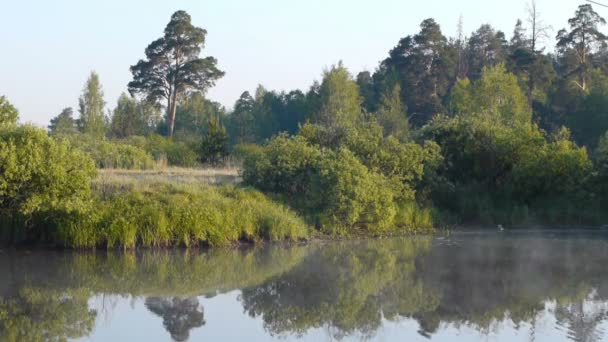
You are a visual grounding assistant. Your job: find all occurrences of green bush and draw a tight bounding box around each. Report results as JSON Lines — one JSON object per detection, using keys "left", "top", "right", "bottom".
{"left": 240, "top": 123, "right": 440, "bottom": 235}
{"left": 240, "top": 134, "right": 322, "bottom": 197}
{"left": 123, "top": 134, "right": 198, "bottom": 167}
{"left": 317, "top": 149, "right": 398, "bottom": 235}
{"left": 419, "top": 115, "right": 597, "bottom": 225}
{"left": 0, "top": 125, "right": 96, "bottom": 242}
{"left": 58, "top": 133, "right": 155, "bottom": 170}
{"left": 509, "top": 128, "right": 592, "bottom": 202}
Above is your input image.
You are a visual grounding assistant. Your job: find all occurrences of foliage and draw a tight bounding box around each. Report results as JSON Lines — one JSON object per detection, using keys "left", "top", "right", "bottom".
{"left": 78, "top": 71, "right": 107, "bottom": 138}
{"left": 381, "top": 19, "right": 454, "bottom": 124}
{"left": 0, "top": 125, "right": 96, "bottom": 243}
{"left": 109, "top": 93, "right": 160, "bottom": 138}
{"left": 556, "top": 4, "right": 607, "bottom": 91}
{"left": 172, "top": 92, "right": 226, "bottom": 138}
{"left": 241, "top": 119, "right": 440, "bottom": 234}
{"left": 48, "top": 107, "right": 78, "bottom": 136}
{"left": 470, "top": 64, "right": 532, "bottom": 126}
{"left": 509, "top": 128, "right": 592, "bottom": 202}
{"left": 449, "top": 78, "right": 472, "bottom": 115}
{"left": 58, "top": 133, "right": 156, "bottom": 170}
{"left": 315, "top": 63, "right": 363, "bottom": 127}
{"left": 0, "top": 96, "right": 19, "bottom": 127}
{"left": 419, "top": 114, "right": 595, "bottom": 225}
{"left": 128, "top": 10, "right": 224, "bottom": 137}
{"left": 375, "top": 84, "right": 409, "bottom": 140}
{"left": 123, "top": 134, "right": 198, "bottom": 167}
{"left": 467, "top": 24, "right": 508, "bottom": 80}
{"left": 568, "top": 69, "right": 608, "bottom": 148}
{"left": 315, "top": 149, "right": 398, "bottom": 234}
{"left": 199, "top": 115, "right": 229, "bottom": 165}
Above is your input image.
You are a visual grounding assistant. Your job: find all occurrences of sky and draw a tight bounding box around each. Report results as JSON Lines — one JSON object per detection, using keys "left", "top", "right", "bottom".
{"left": 0, "top": 0, "right": 590, "bottom": 126}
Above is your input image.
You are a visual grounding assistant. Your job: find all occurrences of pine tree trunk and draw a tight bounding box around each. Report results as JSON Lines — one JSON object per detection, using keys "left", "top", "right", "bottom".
{"left": 167, "top": 93, "right": 178, "bottom": 137}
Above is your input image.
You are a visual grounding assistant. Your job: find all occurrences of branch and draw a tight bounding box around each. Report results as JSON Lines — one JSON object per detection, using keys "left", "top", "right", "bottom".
{"left": 587, "top": 0, "right": 608, "bottom": 8}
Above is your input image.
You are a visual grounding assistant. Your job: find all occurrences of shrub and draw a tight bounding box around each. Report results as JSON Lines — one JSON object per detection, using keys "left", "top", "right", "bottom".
{"left": 419, "top": 115, "right": 596, "bottom": 224}
{"left": 0, "top": 125, "right": 96, "bottom": 243}
{"left": 239, "top": 134, "right": 321, "bottom": 197}
{"left": 317, "top": 149, "right": 398, "bottom": 235}
{"left": 240, "top": 125, "right": 440, "bottom": 235}
{"left": 124, "top": 134, "right": 198, "bottom": 167}
{"left": 58, "top": 133, "right": 155, "bottom": 170}
{"left": 510, "top": 128, "right": 592, "bottom": 202}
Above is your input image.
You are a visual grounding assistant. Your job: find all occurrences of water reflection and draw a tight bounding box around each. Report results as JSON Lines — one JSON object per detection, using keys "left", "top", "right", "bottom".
{"left": 1, "top": 231, "right": 608, "bottom": 341}
{"left": 145, "top": 297, "right": 205, "bottom": 341}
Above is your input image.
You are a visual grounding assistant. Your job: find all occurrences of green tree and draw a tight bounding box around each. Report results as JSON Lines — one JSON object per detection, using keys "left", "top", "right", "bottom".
{"left": 128, "top": 11, "right": 225, "bottom": 138}
{"left": 467, "top": 24, "right": 508, "bottom": 80}
{"left": 510, "top": 127, "right": 592, "bottom": 203}
{"left": 199, "top": 115, "right": 228, "bottom": 165}
{"left": 557, "top": 4, "right": 607, "bottom": 92}
{"left": 510, "top": 19, "right": 528, "bottom": 49}
{"left": 227, "top": 91, "right": 256, "bottom": 145}
{"left": 356, "top": 71, "right": 377, "bottom": 113}
{"left": 449, "top": 78, "right": 473, "bottom": 115}
{"left": 0, "top": 96, "right": 19, "bottom": 126}
{"left": 78, "top": 71, "right": 107, "bottom": 138}
{"left": 382, "top": 19, "right": 455, "bottom": 124}
{"left": 375, "top": 84, "right": 409, "bottom": 140}
{"left": 316, "top": 62, "right": 363, "bottom": 127}
{"left": 471, "top": 64, "right": 532, "bottom": 126}
{"left": 173, "top": 93, "right": 225, "bottom": 138}
{"left": 568, "top": 69, "right": 608, "bottom": 148}
{"left": 110, "top": 93, "right": 160, "bottom": 138}
{"left": 48, "top": 107, "right": 77, "bottom": 136}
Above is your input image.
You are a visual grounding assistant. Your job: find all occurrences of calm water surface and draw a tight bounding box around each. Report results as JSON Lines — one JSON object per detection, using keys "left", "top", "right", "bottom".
{"left": 2, "top": 230, "right": 608, "bottom": 341}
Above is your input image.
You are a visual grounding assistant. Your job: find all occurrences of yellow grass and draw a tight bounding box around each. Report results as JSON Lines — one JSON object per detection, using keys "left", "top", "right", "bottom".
{"left": 94, "top": 167, "right": 241, "bottom": 191}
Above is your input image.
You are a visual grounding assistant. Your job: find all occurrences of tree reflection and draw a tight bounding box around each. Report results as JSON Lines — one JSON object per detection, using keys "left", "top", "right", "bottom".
{"left": 240, "top": 232, "right": 608, "bottom": 340}
{"left": 555, "top": 296, "right": 608, "bottom": 342}
{"left": 0, "top": 287, "right": 96, "bottom": 342}
{"left": 240, "top": 238, "right": 440, "bottom": 339}
{"left": 3, "top": 232, "right": 608, "bottom": 341}
{"left": 0, "top": 246, "right": 308, "bottom": 341}
{"left": 145, "top": 297, "right": 205, "bottom": 341}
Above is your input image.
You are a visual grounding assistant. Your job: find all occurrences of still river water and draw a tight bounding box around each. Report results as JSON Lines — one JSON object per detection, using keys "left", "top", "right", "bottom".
{"left": 2, "top": 230, "right": 608, "bottom": 341}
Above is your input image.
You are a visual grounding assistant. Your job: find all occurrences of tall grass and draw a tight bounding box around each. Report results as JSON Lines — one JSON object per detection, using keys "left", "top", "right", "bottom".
{"left": 394, "top": 202, "right": 436, "bottom": 233}
{"left": 58, "top": 181, "right": 309, "bottom": 249}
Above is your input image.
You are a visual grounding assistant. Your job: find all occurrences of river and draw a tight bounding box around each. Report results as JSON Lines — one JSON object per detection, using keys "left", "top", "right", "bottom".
{"left": 1, "top": 230, "right": 608, "bottom": 341}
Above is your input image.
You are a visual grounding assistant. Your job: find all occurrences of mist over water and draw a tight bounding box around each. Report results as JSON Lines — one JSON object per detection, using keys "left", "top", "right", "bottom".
{"left": 2, "top": 230, "right": 608, "bottom": 341}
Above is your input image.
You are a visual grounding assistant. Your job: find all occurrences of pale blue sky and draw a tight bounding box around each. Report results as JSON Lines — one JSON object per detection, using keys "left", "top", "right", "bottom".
{"left": 0, "top": 0, "right": 588, "bottom": 125}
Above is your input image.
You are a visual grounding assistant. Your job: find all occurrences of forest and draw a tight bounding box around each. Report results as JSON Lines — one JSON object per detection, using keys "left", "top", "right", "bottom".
{"left": 2, "top": 3, "right": 608, "bottom": 247}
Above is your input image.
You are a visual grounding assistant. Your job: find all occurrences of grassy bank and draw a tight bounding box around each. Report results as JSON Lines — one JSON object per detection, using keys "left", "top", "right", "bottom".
{"left": 95, "top": 167, "right": 240, "bottom": 189}
{"left": 58, "top": 171, "right": 309, "bottom": 248}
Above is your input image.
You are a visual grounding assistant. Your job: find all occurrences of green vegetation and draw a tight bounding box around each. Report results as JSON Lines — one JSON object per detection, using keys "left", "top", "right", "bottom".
{"left": 81, "top": 183, "right": 308, "bottom": 249}
{"left": 57, "top": 133, "right": 156, "bottom": 170}
{"left": 128, "top": 10, "right": 224, "bottom": 138}
{"left": 0, "top": 125, "right": 96, "bottom": 244}
{"left": 3, "top": 4, "right": 608, "bottom": 247}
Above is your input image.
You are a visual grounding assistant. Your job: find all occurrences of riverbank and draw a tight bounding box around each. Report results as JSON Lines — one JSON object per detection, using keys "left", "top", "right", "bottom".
{"left": 72, "top": 171, "right": 309, "bottom": 248}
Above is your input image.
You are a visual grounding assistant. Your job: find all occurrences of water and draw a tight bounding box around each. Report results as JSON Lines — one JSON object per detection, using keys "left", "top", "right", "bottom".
{"left": 2, "top": 230, "right": 608, "bottom": 342}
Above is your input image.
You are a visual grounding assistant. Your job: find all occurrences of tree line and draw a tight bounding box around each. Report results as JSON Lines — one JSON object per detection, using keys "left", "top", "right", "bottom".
{"left": 43, "top": 4, "right": 608, "bottom": 165}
